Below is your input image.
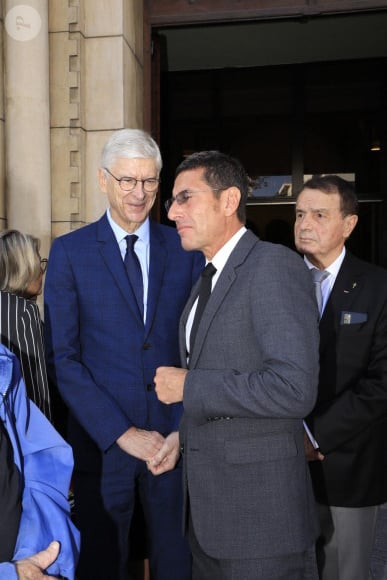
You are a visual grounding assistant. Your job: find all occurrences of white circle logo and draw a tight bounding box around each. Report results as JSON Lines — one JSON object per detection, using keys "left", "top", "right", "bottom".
{"left": 5, "top": 5, "right": 42, "bottom": 42}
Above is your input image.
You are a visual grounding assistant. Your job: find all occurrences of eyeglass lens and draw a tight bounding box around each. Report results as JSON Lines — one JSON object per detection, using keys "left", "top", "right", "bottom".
{"left": 104, "top": 168, "right": 159, "bottom": 193}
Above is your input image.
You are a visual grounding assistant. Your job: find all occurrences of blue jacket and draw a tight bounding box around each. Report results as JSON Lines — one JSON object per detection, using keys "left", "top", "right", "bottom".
{"left": 44, "top": 215, "right": 203, "bottom": 472}
{"left": 0, "top": 345, "right": 80, "bottom": 579}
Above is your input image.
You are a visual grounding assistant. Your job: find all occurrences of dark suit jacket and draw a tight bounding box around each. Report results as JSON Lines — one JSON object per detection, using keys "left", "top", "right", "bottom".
{"left": 0, "top": 291, "right": 51, "bottom": 419}
{"left": 179, "top": 230, "right": 320, "bottom": 561}
{"left": 307, "top": 251, "right": 387, "bottom": 507}
{"left": 44, "top": 214, "right": 203, "bottom": 472}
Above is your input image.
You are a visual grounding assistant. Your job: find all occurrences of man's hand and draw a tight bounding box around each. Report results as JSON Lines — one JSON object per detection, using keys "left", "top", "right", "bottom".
{"left": 117, "top": 427, "right": 165, "bottom": 462}
{"left": 154, "top": 366, "right": 187, "bottom": 404}
{"left": 304, "top": 431, "right": 325, "bottom": 461}
{"left": 15, "top": 540, "right": 60, "bottom": 579}
{"left": 148, "top": 432, "right": 180, "bottom": 476}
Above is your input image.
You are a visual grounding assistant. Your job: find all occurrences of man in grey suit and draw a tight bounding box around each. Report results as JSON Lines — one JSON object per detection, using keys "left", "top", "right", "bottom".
{"left": 152, "top": 150, "right": 320, "bottom": 579}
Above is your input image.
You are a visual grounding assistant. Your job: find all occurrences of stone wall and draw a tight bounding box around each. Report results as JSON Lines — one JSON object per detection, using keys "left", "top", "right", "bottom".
{"left": 49, "top": 0, "right": 144, "bottom": 238}
{"left": 0, "top": 1, "right": 144, "bottom": 241}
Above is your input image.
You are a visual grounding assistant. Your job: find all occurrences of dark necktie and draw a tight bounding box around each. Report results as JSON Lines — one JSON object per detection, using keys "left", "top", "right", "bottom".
{"left": 190, "top": 262, "right": 217, "bottom": 353}
{"left": 311, "top": 268, "right": 329, "bottom": 317}
{"left": 124, "top": 235, "right": 143, "bottom": 318}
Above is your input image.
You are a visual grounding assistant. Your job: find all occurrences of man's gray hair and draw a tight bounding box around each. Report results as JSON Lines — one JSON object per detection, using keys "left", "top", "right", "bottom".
{"left": 101, "top": 129, "right": 162, "bottom": 174}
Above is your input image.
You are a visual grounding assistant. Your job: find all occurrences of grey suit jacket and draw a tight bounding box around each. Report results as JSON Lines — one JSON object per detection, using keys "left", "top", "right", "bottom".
{"left": 179, "top": 230, "right": 320, "bottom": 560}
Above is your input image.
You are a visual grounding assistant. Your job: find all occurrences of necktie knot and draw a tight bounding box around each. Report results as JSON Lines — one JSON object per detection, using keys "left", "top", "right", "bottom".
{"left": 201, "top": 262, "right": 217, "bottom": 280}
{"left": 126, "top": 234, "right": 138, "bottom": 251}
{"left": 311, "top": 268, "right": 329, "bottom": 285}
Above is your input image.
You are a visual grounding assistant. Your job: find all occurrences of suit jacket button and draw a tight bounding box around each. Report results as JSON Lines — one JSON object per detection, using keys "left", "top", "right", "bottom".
{"left": 143, "top": 342, "right": 151, "bottom": 350}
{"left": 146, "top": 383, "right": 154, "bottom": 391}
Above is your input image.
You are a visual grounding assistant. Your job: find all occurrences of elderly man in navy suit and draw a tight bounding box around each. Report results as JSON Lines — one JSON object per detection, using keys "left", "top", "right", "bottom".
{"left": 44, "top": 129, "right": 203, "bottom": 580}
{"left": 294, "top": 175, "right": 387, "bottom": 580}
{"left": 153, "top": 151, "right": 320, "bottom": 580}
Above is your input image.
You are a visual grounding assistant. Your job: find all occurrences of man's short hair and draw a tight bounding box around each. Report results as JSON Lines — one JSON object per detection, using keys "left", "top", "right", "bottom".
{"left": 175, "top": 150, "right": 249, "bottom": 223}
{"left": 299, "top": 175, "right": 359, "bottom": 216}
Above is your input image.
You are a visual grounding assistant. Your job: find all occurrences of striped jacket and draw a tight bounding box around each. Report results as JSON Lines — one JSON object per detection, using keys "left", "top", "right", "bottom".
{"left": 0, "top": 291, "right": 51, "bottom": 419}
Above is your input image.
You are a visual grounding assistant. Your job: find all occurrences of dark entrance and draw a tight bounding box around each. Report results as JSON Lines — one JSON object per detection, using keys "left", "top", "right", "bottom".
{"left": 145, "top": 3, "right": 387, "bottom": 265}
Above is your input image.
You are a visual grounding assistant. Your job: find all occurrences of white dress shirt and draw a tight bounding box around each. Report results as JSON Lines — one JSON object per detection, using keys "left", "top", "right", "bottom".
{"left": 186, "top": 226, "right": 247, "bottom": 355}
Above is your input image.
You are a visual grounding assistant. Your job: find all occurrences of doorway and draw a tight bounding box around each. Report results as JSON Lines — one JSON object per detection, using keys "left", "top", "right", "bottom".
{"left": 147, "top": 7, "right": 387, "bottom": 264}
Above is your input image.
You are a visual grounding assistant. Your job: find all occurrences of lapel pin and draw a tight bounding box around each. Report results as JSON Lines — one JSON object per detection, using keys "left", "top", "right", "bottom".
{"left": 352, "top": 282, "right": 357, "bottom": 289}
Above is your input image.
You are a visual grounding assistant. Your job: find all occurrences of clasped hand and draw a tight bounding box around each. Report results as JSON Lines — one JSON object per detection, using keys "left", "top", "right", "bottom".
{"left": 116, "top": 426, "right": 181, "bottom": 476}
{"left": 115, "top": 367, "right": 187, "bottom": 475}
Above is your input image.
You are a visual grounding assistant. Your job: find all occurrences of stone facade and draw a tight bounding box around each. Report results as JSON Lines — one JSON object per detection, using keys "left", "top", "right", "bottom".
{"left": 0, "top": 0, "right": 144, "bottom": 248}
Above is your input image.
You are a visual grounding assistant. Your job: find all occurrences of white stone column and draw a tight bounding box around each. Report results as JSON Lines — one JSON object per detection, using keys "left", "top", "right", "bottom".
{"left": 4, "top": 0, "right": 51, "bottom": 256}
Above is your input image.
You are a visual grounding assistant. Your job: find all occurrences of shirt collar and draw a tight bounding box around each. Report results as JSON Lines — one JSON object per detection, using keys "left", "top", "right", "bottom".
{"left": 304, "top": 246, "right": 346, "bottom": 279}
{"left": 106, "top": 209, "right": 150, "bottom": 246}
{"left": 210, "top": 226, "right": 247, "bottom": 277}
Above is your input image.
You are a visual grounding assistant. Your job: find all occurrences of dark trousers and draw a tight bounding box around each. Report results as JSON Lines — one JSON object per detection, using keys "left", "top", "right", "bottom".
{"left": 74, "top": 457, "right": 191, "bottom": 580}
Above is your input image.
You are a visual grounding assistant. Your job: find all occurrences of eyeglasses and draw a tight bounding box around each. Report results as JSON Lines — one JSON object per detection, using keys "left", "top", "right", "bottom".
{"left": 164, "top": 189, "right": 223, "bottom": 213}
{"left": 104, "top": 168, "right": 160, "bottom": 194}
{"left": 40, "top": 258, "right": 48, "bottom": 273}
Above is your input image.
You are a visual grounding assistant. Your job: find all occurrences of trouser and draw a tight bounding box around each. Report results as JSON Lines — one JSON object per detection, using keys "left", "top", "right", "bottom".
{"left": 74, "top": 456, "right": 191, "bottom": 580}
{"left": 316, "top": 503, "right": 379, "bottom": 580}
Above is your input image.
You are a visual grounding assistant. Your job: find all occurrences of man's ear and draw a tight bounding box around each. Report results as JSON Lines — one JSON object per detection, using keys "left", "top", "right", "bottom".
{"left": 224, "top": 187, "right": 241, "bottom": 216}
{"left": 343, "top": 214, "right": 358, "bottom": 239}
{"left": 98, "top": 168, "right": 107, "bottom": 192}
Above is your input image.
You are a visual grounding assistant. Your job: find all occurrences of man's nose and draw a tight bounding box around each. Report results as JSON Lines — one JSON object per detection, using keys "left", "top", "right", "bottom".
{"left": 299, "top": 215, "right": 311, "bottom": 229}
{"left": 167, "top": 200, "right": 179, "bottom": 221}
{"left": 131, "top": 181, "right": 146, "bottom": 199}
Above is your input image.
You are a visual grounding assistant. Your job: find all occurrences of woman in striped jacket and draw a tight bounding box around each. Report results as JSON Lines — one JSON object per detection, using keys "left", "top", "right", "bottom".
{"left": 0, "top": 229, "right": 51, "bottom": 420}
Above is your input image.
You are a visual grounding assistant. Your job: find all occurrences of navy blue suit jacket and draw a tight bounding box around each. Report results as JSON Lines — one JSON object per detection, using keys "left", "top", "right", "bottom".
{"left": 44, "top": 214, "right": 203, "bottom": 472}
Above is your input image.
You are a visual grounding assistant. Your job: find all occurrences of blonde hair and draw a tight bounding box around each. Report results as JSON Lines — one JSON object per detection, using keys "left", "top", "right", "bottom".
{"left": 0, "top": 229, "right": 41, "bottom": 295}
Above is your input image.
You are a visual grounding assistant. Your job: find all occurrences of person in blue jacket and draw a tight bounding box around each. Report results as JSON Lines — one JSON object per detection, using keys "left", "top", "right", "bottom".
{"left": 0, "top": 344, "right": 79, "bottom": 579}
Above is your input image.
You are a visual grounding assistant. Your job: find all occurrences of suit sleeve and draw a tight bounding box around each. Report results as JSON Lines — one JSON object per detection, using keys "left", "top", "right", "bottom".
{"left": 18, "top": 301, "right": 51, "bottom": 420}
{"left": 44, "top": 237, "right": 133, "bottom": 451}
{"left": 183, "top": 247, "right": 320, "bottom": 421}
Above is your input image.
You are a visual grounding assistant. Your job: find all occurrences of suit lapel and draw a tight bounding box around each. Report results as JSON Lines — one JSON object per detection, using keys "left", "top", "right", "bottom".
{"left": 145, "top": 223, "right": 167, "bottom": 335}
{"left": 187, "top": 231, "right": 255, "bottom": 368}
{"left": 180, "top": 279, "right": 200, "bottom": 367}
{"left": 319, "top": 252, "right": 364, "bottom": 349}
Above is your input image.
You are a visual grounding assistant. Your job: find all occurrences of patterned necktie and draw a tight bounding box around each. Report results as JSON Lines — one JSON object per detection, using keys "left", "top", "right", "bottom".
{"left": 124, "top": 235, "right": 143, "bottom": 318}
{"left": 190, "top": 263, "right": 217, "bottom": 353}
{"left": 311, "top": 268, "right": 329, "bottom": 317}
